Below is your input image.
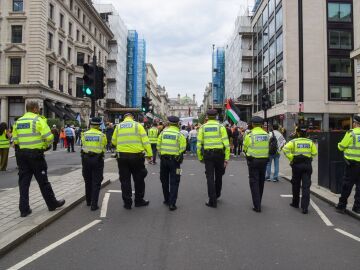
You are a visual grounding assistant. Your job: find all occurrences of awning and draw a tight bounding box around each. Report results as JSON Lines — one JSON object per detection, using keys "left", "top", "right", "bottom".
{"left": 54, "top": 104, "right": 73, "bottom": 120}
{"left": 44, "top": 100, "right": 64, "bottom": 119}
{"left": 64, "top": 106, "right": 77, "bottom": 119}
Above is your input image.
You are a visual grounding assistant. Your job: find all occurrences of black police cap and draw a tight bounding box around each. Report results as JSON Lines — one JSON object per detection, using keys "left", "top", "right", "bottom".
{"left": 354, "top": 115, "right": 360, "bottom": 123}
{"left": 168, "top": 116, "right": 180, "bottom": 124}
{"left": 124, "top": 112, "right": 133, "bottom": 117}
{"left": 90, "top": 117, "right": 102, "bottom": 125}
{"left": 298, "top": 124, "right": 308, "bottom": 133}
{"left": 251, "top": 116, "right": 264, "bottom": 124}
{"left": 206, "top": 109, "right": 217, "bottom": 116}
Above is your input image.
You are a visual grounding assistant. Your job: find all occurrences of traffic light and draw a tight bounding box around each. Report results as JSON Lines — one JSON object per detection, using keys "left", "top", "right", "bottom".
{"left": 95, "top": 66, "right": 105, "bottom": 100}
{"left": 141, "top": 94, "right": 152, "bottom": 113}
{"left": 83, "top": 63, "right": 96, "bottom": 97}
{"left": 261, "top": 93, "right": 271, "bottom": 111}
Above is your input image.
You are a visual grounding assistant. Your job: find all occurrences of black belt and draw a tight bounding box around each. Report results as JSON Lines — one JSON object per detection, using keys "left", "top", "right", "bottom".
{"left": 161, "top": 155, "right": 176, "bottom": 160}
{"left": 117, "top": 152, "right": 144, "bottom": 158}
{"left": 204, "top": 149, "right": 224, "bottom": 154}
{"left": 18, "top": 149, "right": 44, "bottom": 154}
{"left": 83, "top": 152, "right": 103, "bottom": 157}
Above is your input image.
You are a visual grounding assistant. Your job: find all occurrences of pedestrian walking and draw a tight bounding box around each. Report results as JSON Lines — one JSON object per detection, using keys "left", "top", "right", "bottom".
{"left": 283, "top": 125, "right": 317, "bottom": 214}
{"left": 148, "top": 122, "right": 159, "bottom": 164}
{"left": 81, "top": 117, "right": 107, "bottom": 211}
{"left": 157, "top": 116, "right": 187, "bottom": 211}
{"left": 12, "top": 101, "right": 65, "bottom": 217}
{"left": 335, "top": 115, "right": 360, "bottom": 214}
{"left": 65, "top": 125, "right": 75, "bottom": 152}
{"left": 112, "top": 112, "right": 152, "bottom": 209}
{"left": 265, "top": 123, "right": 286, "bottom": 182}
{"left": 243, "top": 116, "right": 269, "bottom": 213}
{"left": 197, "top": 109, "right": 230, "bottom": 208}
{"left": 59, "top": 128, "right": 65, "bottom": 148}
{"left": 51, "top": 125, "right": 59, "bottom": 151}
{"left": 0, "top": 122, "right": 11, "bottom": 171}
{"left": 105, "top": 123, "right": 114, "bottom": 153}
{"left": 189, "top": 126, "right": 198, "bottom": 156}
{"left": 232, "top": 126, "right": 240, "bottom": 157}
{"left": 180, "top": 125, "right": 189, "bottom": 153}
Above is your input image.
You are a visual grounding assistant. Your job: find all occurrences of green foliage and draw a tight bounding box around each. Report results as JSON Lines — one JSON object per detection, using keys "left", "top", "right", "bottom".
{"left": 64, "top": 119, "right": 80, "bottom": 127}
{"left": 47, "top": 118, "right": 62, "bottom": 129}
{"left": 198, "top": 113, "right": 206, "bottom": 124}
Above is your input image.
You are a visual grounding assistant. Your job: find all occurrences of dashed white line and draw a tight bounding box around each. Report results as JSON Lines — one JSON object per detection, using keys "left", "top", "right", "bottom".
{"left": 107, "top": 190, "right": 122, "bottom": 193}
{"left": 7, "top": 220, "right": 101, "bottom": 270}
{"left": 310, "top": 199, "right": 334, "bottom": 227}
{"left": 100, "top": 193, "right": 110, "bottom": 218}
{"left": 280, "top": 194, "right": 293, "bottom": 198}
{"left": 334, "top": 228, "right": 360, "bottom": 242}
{"left": 0, "top": 188, "right": 14, "bottom": 191}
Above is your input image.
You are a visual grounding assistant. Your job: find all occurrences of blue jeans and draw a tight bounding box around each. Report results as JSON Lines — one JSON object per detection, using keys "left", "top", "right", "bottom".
{"left": 266, "top": 153, "right": 280, "bottom": 180}
{"left": 190, "top": 138, "right": 197, "bottom": 154}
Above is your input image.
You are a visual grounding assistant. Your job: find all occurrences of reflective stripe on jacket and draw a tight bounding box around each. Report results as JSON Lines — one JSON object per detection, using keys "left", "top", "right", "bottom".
{"left": 283, "top": 137, "right": 317, "bottom": 162}
{"left": 148, "top": 127, "right": 159, "bottom": 144}
{"left": 338, "top": 127, "right": 360, "bottom": 162}
{"left": 12, "top": 112, "right": 54, "bottom": 150}
{"left": 81, "top": 128, "right": 107, "bottom": 154}
{"left": 0, "top": 131, "right": 10, "bottom": 149}
{"left": 157, "top": 126, "right": 186, "bottom": 155}
{"left": 243, "top": 127, "right": 269, "bottom": 158}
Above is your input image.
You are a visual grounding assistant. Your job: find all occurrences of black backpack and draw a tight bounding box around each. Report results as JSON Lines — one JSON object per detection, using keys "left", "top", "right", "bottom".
{"left": 269, "top": 131, "right": 278, "bottom": 155}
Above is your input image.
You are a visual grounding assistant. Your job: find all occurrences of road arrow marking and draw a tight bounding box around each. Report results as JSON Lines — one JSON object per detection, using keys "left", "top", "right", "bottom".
{"left": 7, "top": 220, "right": 101, "bottom": 270}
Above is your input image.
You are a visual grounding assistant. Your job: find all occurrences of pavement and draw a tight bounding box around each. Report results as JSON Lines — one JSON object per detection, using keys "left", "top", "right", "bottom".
{"left": 1, "top": 157, "right": 359, "bottom": 270}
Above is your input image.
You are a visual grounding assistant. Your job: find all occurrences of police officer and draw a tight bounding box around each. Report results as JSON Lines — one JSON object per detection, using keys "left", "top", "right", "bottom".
{"left": 81, "top": 117, "right": 107, "bottom": 211}
{"left": 335, "top": 115, "right": 360, "bottom": 214}
{"left": 283, "top": 125, "right": 317, "bottom": 214}
{"left": 148, "top": 122, "right": 159, "bottom": 164}
{"left": 112, "top": 112, "right": 153, "bottom": 209}
{"left": 243, "top": 116, "right": 269, "bottom": 213}
{"left": 157, "top": 116, "right": 187, "bottom": 211}
{"left": 197, "top": 109, "right": 230, "bottom": 208}
{"left": 12, "top": 101, "right": 65, "bottom": 217}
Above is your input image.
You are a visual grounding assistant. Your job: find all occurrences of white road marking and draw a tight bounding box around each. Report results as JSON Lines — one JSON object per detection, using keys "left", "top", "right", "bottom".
{"left": 229, "top": 174, "right": 234, "bottom": 177}
{"left": 107, "top": 190, "right": 122, "bottom": 193}
{"left": 104, "top": 158, "right": 114, "bottom": 163}
{"left": 151, "top": 172, "right": 156, "bottom": 175}
{"left": 0, "top": 188, "right": 14, "bottom": 191}
{"left": 189, "top": 173, "right": 195, "bottom": 176}
{"left": 280, "top": 194, "right": 293, "bottom": 198}
{"left": 334, "top": 228, "right": 360, "bottom": 242}
{"left": 7, "top": 220, "right": 101, "bottom": 270}
{"left": 100, "top": 193, "right": 110, "bottom": 218}
{"left": 310, "top": 199, "right": 334, "bottom": 227}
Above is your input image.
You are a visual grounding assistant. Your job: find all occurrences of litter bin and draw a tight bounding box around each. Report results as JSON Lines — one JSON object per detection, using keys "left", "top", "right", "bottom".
{"left": 317, "top": 132, "right": 345, "bottom": 194}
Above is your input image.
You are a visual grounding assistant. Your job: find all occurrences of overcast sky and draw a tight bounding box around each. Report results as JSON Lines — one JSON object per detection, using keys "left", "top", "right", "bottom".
{"left": 95, "top": 0, "right": 250, "bottom": 104}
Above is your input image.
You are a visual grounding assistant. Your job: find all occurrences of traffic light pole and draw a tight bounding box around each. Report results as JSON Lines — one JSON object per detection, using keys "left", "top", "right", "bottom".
{"left": 90, "top": 56, "right": 97, "bottom": 118}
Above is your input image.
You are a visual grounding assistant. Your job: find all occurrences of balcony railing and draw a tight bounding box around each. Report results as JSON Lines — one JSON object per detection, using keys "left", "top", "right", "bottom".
{"left": 9, "top": 75, "right": 20, "bottom": 84}
{"left": 48, "top": 80, "right": 54, "bottom": 88}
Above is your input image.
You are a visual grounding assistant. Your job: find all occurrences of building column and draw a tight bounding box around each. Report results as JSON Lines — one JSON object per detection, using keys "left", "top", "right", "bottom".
{"left": 323, "top": 113, "right": 329, "bottom": 132}
{"left": 0, "top": 97, "right": 9, "bottom": 123}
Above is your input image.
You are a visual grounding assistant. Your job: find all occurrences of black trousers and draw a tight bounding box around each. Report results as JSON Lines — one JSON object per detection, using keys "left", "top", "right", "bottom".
{"left": 204, "top": 151, "right": 225, "bottom": 205}
{"left": 160, "top": 157, "right": 181, "bottom": 205}
{"left": 82, "top": 154, "right": 104, "bottom": 207}
{"left": 53, "top": 141, "right": 58, "bottom": 151}
{"left": 17, "top": 150, "right": 57, "bottom": 213}
{"left": 151, "top": 144, "right": 157, "bottom": 163}
{"left": 338, "top": 162, "right": 360, "bottom": 209}
{"left": 117, "top": 154, "right": 148, "bottom": 206}
{"left": 291, "top": 161, "right": 312, "bottom": 210}
{"left": 247, "top": 158, "right": 268, "bottom": 209}
{"left": 66, "top": 136, "right": 75, "bottom": 152}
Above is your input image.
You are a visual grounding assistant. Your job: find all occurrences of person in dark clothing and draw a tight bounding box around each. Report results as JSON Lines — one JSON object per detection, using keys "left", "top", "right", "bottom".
{"left": 226, "top": 125, "right": 232, "bottom": 139}
{"left": 105, "top": 123, "right": 114, "bottom": 153}
{"left": 51, "top": 125, "right": 60, "bottom": 151}
{"left": 232, "top": 127, "right": 240, "bottom": 157}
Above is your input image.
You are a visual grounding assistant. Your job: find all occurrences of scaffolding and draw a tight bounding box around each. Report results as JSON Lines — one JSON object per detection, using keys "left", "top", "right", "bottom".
{"left": 212, "top": 48, "right": 225, "bottom": 105}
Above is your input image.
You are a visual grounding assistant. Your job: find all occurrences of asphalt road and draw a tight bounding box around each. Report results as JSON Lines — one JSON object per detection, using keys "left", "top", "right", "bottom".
{"left": 0, "top": 145, "right": 113, "bottom": 191}
{"left": 1, "top": 156, "right": 359, "bottom": 270}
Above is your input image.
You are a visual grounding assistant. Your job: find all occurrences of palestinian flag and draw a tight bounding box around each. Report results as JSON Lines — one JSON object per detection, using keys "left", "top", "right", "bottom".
{"left": 226, "top": 99, "right": 240, "bottom": 124}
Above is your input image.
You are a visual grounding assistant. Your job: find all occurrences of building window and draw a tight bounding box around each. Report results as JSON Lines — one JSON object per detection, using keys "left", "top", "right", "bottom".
{"left": 276, "top": 0, "right": 281, "bottom": 7}
{"left": 11, "top": 25, "right": 22, "bottom": 43}
{"left": 269, "top": 42, "right": 275, "bottom": 63}
{"left": 83, "top": 14, "right": 86, "bottom": 24}
{"left": 276, "top": 86, "right": 283, "bottom": 104}
{"left": 76, "top": 77, "right": 84, "bottom": 97}
{"left": 69, "top": 0, "right": 73, "bottom": 11}
{"left": 269, "top": 66, "right": 276, "bottom": 86}
{"left": 48, "top": 32, "right": 53, "bottom": 49}
{"left": 59, "top": 69, "right": 64, "bottom": 92}
{"left": 262, "top": 5, "right": 268, "bottom": 26}
{"left": 269, "top": 18, "right": 275, "bottom": 38}
{"left": 330, "top": 85, "right": 353, "bottom": 101}
{"left": 13, "top": 0, "right": 23, "bottom": 12}
{"left": 276, "top": 59, "right": 283, "bottom": 82}
{"left": 329, "top": 58, "right": 352, "bottom": 77}
{"left": 258, "top": 53, "right": 262, "bottom": 74}
{"left": 9, "top": 58, "right": 21, "bottom": 84}
{"left": 329, "top": 30, "right": 352, "bottom": 50}
{"left": 82, "top": 34, "right": 85, "bottom": 43}
{"left": 94, "top": 28, "right": 97, "bottom": 38}
{"left": 58, "top": 40, "right": 63, "bottom": 56}
{"left": 269, "top": 0, "right": 275, "bottom": 16}
{"left": 94, "top": 46, "right": 96, "bottom": 57}
{"left": 270, "top": 90, "right": 276, "bottom": 106}
{"left": 88, "top": 21, "right": 92, "bottom": 32}
{"left": 77, "top": 7, "right": 80, "bottom": 19}
{"left": 263, "top": 49, "right": 269, "bottom": 69}
{"left": 60, "top": 13, "right": 64, "bottom": 29}
{"left": 49, "top": 4, "right": 54, "bottom": 20}
{"left": 87, "top": 55, "right": 91, "bottom": 63}
{"left": 48, "top": 63, "right": 54, "bottom": 88}
{"left": 263, "top": 27, "right": 269, "bottom": 46}
{"left": 76, "top": 30, "right": 80, "bottom": 41}
{"left": 77, "top": 52, "right": 85, "bottom": 66}
{"left": 276, "top": 7, "right": 283, "bottom": 31}
{"left": 263, "top": 71, "right": 269, "bottom": 89}
{"left": 276, "top": 33, "right": 283, "bottom": 55}
{"left": 68, "top": 73, "right": 73, "bottom": 95}
{"left": 67, "top": 47, "right": 71, "bottom": 61}
{"left": 328, "top": 3, "right": 352, "bottom": 22}
{"left": 98, "top": 51, "right": 101, "bottom": 63}
{"left": 68, "top": 22, "right": 73, "bottom": 37}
